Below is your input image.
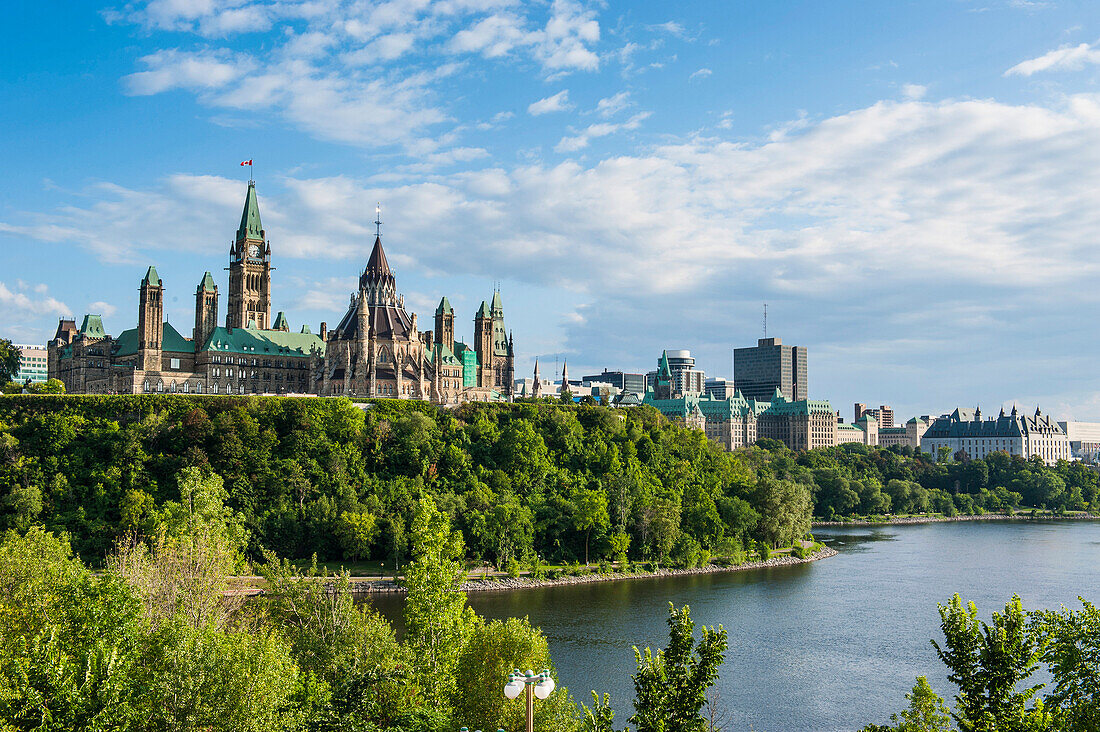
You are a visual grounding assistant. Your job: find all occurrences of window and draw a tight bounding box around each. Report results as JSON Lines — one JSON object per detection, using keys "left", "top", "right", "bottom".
{"left": 170, "top": 358, "right": 181, "bottom": 369}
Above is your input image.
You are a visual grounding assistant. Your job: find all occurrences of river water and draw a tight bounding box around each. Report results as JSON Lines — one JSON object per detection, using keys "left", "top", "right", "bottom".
{"left": 369, "top": 520, "right": 1100, "bottom": 731}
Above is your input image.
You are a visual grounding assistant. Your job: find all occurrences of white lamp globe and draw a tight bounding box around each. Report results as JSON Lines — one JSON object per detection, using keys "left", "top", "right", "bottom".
{"left": 504, "top": 680, "right": 523, "bottom": 699}
{"left": 534, "top": 676, "right": 555, "bottom": 699}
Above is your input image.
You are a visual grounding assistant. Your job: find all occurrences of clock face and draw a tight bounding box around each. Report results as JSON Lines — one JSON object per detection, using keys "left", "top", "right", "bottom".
{"left": 248, "top": 244, "right": 260, "bottom": 258}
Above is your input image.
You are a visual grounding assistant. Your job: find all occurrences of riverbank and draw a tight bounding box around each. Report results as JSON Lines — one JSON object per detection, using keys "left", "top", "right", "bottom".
{"left": 355, "top": 545, "right": 839, "bottom": 594}
{"left": 813, "top": 512, "right": 1097, "bottom": 528}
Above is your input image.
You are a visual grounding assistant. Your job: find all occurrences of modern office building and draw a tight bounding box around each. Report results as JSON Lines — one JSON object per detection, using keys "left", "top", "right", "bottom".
{"left": 1059, "top": 421, "right": 1100, "bottom": 462}
{"left": 647, "top": 350, "right": 705, "bottom": 397}
{"left": 921, "top": 406, "right": 1070, "bottom": 465}
{"left": 855, "top": 403, "right": 894, "bottom": 428}
{"left": 581, "top": 369, "right": 645, "bottom": 395}
{"left": 734, "top": 337, "right": 807, "bottom": 402}
{"left": 13, "top": 344, "right": 48, "bottom": 385}
{"left": 704, "top": 377, "right": 737, "bottom": 399}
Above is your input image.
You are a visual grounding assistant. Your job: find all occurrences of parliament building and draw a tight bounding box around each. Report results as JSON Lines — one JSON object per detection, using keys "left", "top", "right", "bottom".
{"left": 49, "top": 181, "right": 515, "bottom": 403}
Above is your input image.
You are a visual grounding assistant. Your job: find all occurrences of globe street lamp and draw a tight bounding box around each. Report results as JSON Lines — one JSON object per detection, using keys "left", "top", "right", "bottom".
{"left": 503, "top": 669, "right": 556, "bottom": 732}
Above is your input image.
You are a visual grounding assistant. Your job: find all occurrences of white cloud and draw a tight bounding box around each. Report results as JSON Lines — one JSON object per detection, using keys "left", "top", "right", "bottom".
{"left": 88, "top": 301, "right": 118, "bottom": 318}
{"left": 0, "top": 281, "right": 68, "bottom": 317}
{"left": 124, "top": 49, "right": 255, "bottom": 95}
{"left": 689, "top": 68, "right": 712, "bottom": 81}
{"left": 902, "top": 83, "right": 927, "bottom": 100}
{"left": 528, "top": 90, "right": 572, "bottom": 115}
{"left": 1005, "top": 42, "right": 1100, "bottom": 76}
{"left": 595, "top": 91, "right": 631, "bottom": 117}
{"left": 555, "top": 111, "right": 651, "bottom": 151}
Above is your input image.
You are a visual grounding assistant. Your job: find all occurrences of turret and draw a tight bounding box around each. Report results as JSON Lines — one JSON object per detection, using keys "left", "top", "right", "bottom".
{"left": 138, "top": 266, "right": 163, "bottom": 372}
{"left": 474, "top": 300, "right": 492, "bottom": 387}
{"left": 194, "top": 271, "right": 218, "bottom": 352}
{"left": 227, "top": 181, "right": 271, "bottom": 330}
{"left": 435, "top": 296, "right": 454, "bottom": 352}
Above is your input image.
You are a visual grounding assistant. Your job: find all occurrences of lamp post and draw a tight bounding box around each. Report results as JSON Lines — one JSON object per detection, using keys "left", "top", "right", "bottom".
{"left": 503, "top": 669, "right": 555, "bottom": 732}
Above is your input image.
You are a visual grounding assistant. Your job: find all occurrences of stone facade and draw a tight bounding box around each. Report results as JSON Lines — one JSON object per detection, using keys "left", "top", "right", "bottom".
{"left": 921, "top": 406, "right": 1070, "bottom": 465}
{"left": 50, "top": 181, "right": 514, "bottom": 404}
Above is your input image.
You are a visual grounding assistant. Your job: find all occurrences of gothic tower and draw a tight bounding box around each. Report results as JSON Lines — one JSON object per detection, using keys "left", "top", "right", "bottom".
{"left": 226, "top": 181, "right": 271, "bottom": 330}
{"left": 138, "top": 266, "right": 163, "bottom": 372}
{"left": 474, "top": 300, "right": 493, "bottom": 387}
{"left": 435, "top": 296, "right": 454, "bottom": 352}
{"left": 532, "top": 358, "right": 542, "bottom": 398}
{"left": 194, "top": 271, "right": 218, "bottom": 352}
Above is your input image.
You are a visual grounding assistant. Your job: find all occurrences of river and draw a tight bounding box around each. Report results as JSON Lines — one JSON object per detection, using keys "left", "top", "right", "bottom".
{"left": 369, "top": 519, "right": 1100, "bottom": 731}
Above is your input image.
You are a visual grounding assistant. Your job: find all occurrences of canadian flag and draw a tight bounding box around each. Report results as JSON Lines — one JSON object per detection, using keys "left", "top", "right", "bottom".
{"left": 240, "top": 160, "right": 252, "bottom": 166}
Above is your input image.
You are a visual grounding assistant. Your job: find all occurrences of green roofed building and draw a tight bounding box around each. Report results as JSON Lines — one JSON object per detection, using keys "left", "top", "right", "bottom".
{"left": 50, "top": 182, "right": 325, "bottom": 395}
{"left": 643, "top": 348, "right": 837, "bottom": 452}
{"left": 49, "top": 180, "right": 517, "bottom": 404}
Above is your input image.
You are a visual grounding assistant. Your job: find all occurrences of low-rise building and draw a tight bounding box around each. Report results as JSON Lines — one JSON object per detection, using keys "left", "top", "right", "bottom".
{"left": 921, "top": 406, "right": 1070, "bottom": 465}
{"left": 878, "top": 416, "right": 933, "bottom": 450}
{"left": 582, "top": 370, "right": 645, "bottom": 395}
{"left": 1058, "top": 421, "right": 1100, "bottom": 462}
{"left": 13, "top": 344, "right": 48, "bottom": 385}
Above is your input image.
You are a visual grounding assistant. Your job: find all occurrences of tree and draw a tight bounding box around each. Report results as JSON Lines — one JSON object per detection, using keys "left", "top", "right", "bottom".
{"left": 753, "top": 477, "right": 811, "bottom": 548}
{"left": 0, "top": 340, "right": 19, "bottom": 385}
{"left": 1030, "top": 598, "right": 1100, "bottom": 730}
{"left": 403, "top": 497, "right": 478, "bottom": 708}
{"left": 932, "top": 594, "right": 1050, "bottom": 732}
{"left": 334, "top": 509, "right": 379, "bottom": 560}
{"left": 629, "top": 604, "right": 728, "bottom": 732}
{"left": 573, "top": 487, "right": 610, "bottom": 565}
{"left": 451, "top": 617, "right": 581, "bottom": 732}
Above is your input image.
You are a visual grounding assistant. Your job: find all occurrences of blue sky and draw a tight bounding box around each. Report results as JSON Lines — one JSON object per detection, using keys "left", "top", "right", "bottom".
{"left": 4, "top": 0, "right": 1100, "bottom": 420}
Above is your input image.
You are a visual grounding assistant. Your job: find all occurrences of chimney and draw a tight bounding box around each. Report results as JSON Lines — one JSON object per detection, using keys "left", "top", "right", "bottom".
{"left": 319, "top": 322, "right": 328, "bottom": 340}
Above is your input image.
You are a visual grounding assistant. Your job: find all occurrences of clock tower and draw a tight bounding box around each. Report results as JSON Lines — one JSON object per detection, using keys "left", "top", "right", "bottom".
{"left": 226, "top": 180, "right": 272, "bottom": 330}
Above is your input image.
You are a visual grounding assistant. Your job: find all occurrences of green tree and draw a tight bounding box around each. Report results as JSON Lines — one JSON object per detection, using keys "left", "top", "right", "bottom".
{"left": 334, "top": 509, "right": 379, "bottom": 560}
{"left": 1030, "top": 598, "right": 1100, "bottom": 730}
{"left": 573, "top": 488, "right": 610, "bottom": 565}
{"left": 0, "top": 340, "right": 19, "bottom": 386}
{"left": 629, "top": 604, "right": 728, "bottom": 732}
{"left": 403, "top": 497, "right": 478, "bottom": 708}
{"left": 452, "top": 617, "right": 581, "bottom": 732}
{"left": 932, "top": 594, "right": 1050, "bottom": 732}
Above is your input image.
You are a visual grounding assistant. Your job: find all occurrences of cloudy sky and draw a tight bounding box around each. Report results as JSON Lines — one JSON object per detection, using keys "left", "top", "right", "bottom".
{"left": 3, "top": 0, "right": 1100, "bottom": 420}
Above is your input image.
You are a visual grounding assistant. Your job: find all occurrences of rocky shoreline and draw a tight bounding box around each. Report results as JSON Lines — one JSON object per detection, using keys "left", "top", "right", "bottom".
{"left": 812, "top": 512, "right": 1097, "bottom": 528}
{"left": 354, "top": 546, "right": 839, "bottom": 595}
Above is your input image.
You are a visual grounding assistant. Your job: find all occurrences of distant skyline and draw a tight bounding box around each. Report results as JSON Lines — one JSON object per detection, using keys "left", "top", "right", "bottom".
{"left": 4, "top": 1, "right": 1100, "bottom": 420}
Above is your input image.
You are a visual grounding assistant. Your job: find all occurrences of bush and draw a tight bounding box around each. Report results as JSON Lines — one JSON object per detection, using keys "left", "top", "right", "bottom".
{"left": 505, "top": 558, "right": 521, "bottom": 578}
{"left": 597, "top": 558, "right": 612, "bottom": 575}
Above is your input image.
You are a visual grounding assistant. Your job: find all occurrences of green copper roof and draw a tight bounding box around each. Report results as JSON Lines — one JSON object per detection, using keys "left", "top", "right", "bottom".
{"left": 198, "top": 271, "right": 216, "bottom": 292}
{"left": 431, "top": 342, "right": 459, "bottom": 364}
{"left": 273, "top": 311, "right": 290, "bottom": 331}
{"left": 79, "top": 314, "right": 106, "bottom": 339}
{"left": 142, "top": 266, "right": 161, "bottom": 287}
{"left": 237, "top": 181, "right": 263, "bottom": 241}
{"left": 657, "top": 350, "right": 672, "bottom": 381}
{"left": 436, "top": 296, "right": 453, "bottom": 315}
{"left": 476, "top": 300, "right": 491, "bottom": 318}
{"left": 201, "top": 325, "right": 325, "bottom": 357}
{"left": 490, "top": 290, "right": 503, "bottom": 316}
{"left": 300, "top": 324, "right": 312, "bottom": 334}
{"left": 114, "top": 321, "right": 193, "bottom": 357}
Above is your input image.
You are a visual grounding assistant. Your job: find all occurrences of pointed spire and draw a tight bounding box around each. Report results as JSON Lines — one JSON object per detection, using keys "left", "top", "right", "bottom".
{"left": 142, "top": 266, "right": 161, "bottom": 287}
{"left": 236, "top": 181, "right": 263, "bottom": 242}
{"left": 476, "top": 300, "right": 491, "bottom": 318}
{"left": 197, "top": 271, "right": 216, "bottom": 292}
{"left": 658, "top": 350, "right": 672, "bottom": 380}
{"left": 561, "top": 359, "right": 569, "bottom": 387}
{"left": 436, "top": 296, "right": 453, "bottom": 315}
{"left": 999, "top": 406, "right": 1006, "bottom": 418}
{"left": 490, "top": 289, "right": 503, "bottom": 317}
{"left": 534, "top": 357, "right": 540, "bottom": 378}
{"left": 273, "top": 311, "right": 290, "bottom": 332}
{"left": 1035, "top": 405, "right": 1042, "bottom": 417}
{"left": 1012, "top": 403, "right": 1018, "bottom": 417}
